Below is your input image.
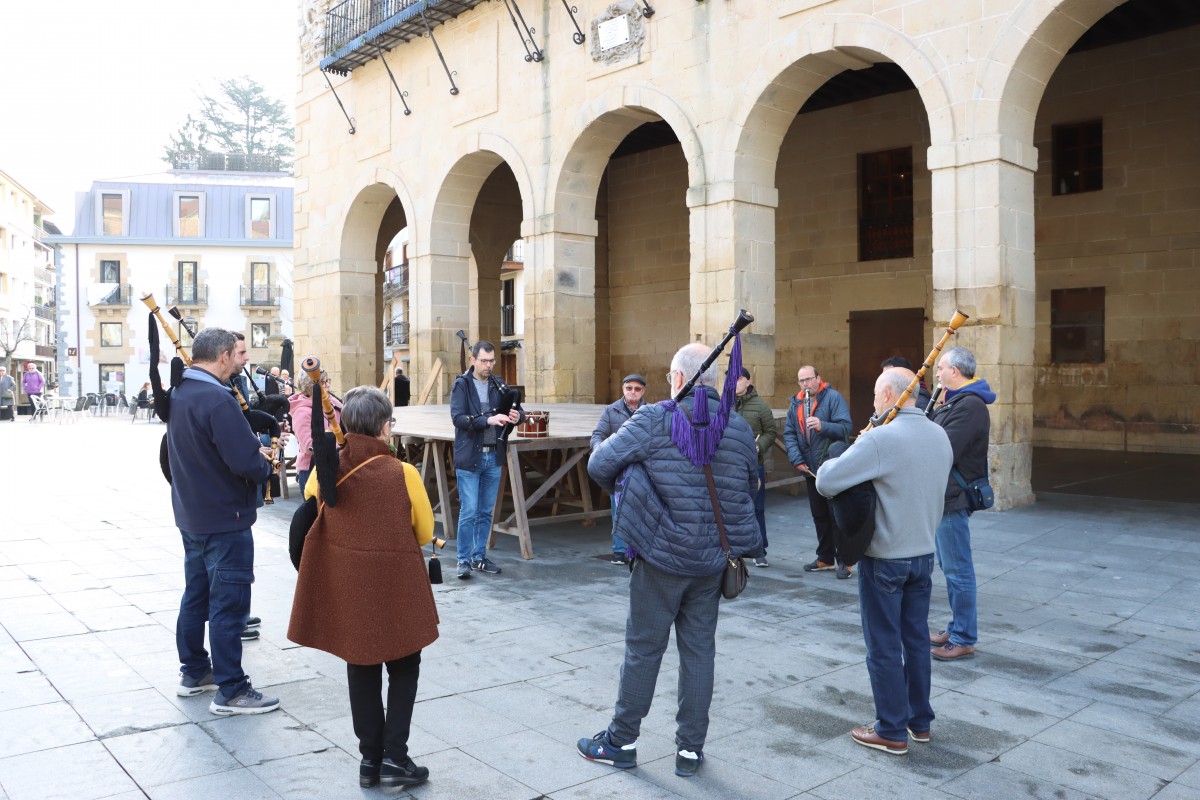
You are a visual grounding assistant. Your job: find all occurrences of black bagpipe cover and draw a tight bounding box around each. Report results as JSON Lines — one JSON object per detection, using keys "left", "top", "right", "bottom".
{"left": 824, "top": 440, "right": 878, "bottom": 567}
{"left": 289, "top": 496, "right": 319, "bottom": 571}
{"left": 311, "top": 384, "right": 340, "bottom": 508}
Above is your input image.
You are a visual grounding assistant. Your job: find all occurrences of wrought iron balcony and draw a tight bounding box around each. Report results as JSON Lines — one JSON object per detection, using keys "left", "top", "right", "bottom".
{"left": 322, "top": 0, "right": 487, "bottom": 75}
{"left": 34, "top": 267, "right": 54, "bottom": 285}
{"left": 241, "top": 285, "right": 280, "bottom": 307}
{"left": 501, "top": 304, "right": 516, "bottom": 337}
{"left": 385, "top": 321, "right": 409, "bottom": 347}
{"left": 34, "top": 304, "right": 54, "bottom": 321}
{"left": 383, "top": 268, "right": 409, "bottom": 298}
{"left": 166, "top": 284, "right": 209, "bottom": 307}
{"left": 170, "top": 152, "right": 283, "bottom": 173}
{"left": 95, "top": 284, "right": 133, "bottom": 306}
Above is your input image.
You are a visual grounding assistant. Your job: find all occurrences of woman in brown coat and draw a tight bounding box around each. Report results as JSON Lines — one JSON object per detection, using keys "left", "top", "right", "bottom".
{"left": 288, "top": 386, "right": 438, "bottom": 789}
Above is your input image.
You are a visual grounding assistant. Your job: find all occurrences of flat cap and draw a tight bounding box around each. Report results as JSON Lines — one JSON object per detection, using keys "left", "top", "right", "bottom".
{"left": 621, "top": 374, "right": 646, "bottom": 386}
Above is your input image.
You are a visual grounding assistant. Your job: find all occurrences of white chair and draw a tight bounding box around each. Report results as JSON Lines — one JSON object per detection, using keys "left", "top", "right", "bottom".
{"left": 29, "top": 395, "right": 49, "bottom": 422}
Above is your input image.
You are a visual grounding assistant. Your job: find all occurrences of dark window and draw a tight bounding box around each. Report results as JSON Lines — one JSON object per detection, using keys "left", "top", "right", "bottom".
{"left": 1052, "top": 119, "right": 1103, "bottom": 196}
{"left": 100, "top": 260, "right": 120, "bottom": 283}
{"left": 1051, "top": 287, "right": 1105, "bottom": 363}
{"left": 858, "top": 147, "right": 914, "bottom": 261}
{"left": 178, "top": 261, "right": 198, "bottom": 303}
{"left": 501, "top": 279, "right": 516, "bottom": 336}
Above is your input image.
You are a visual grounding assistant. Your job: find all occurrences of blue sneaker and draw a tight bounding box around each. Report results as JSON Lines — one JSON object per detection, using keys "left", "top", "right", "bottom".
{"left": 576, "top": 730, "right": 637, "bottom": 769}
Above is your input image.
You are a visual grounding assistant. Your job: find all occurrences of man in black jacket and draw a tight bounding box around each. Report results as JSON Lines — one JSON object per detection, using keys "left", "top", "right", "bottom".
{"left": 449, "top": 341, "right": 523, "bottom": 580}
{"left": 394, "top": 367, "right": 411, "bottom": 407}
{"left": 928, "top": 346, "right": 995, "bottom": 662}
{"left": 168, "top": 328, "right": 278, "bottom": 714}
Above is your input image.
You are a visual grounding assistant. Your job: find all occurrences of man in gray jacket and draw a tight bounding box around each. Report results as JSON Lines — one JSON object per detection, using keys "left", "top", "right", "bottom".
{"left": 816, "top": 368, "right": 952, "bottom": 755}
{"left": 578, "top": 343, "right": 760, "bottom": 779}
{"left": 590, "top": 374, "right": 648, "bottom": 564}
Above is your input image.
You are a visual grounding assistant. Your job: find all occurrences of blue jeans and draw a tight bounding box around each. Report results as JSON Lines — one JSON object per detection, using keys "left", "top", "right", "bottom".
{"left": 935, "top": 510, "right": 977, "bottom": 646}
{"left": 858, "top": 554, "right": 935, "bottom": 742}
{"left": 456, "top": 450, "right": 501, "bottom": 563}
{"left": 610, "top": 504, "right": 627, "bottom": 555}
{"left": 177, "top": 529, "right": 254, "bottom": 696}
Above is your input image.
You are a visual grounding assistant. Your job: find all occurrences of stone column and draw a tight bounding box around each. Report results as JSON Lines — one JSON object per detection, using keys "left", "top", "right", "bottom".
{"left": 407, "top": 242, "right": 471, "bottom": 403}
{"left": 522, "top": 213, "right": 597, "bottom": 403}
{"left": 293, "top": 254, "right": 378, "bottom": 391}
{"left": 688, "top": 183, "right": 779, "bottom": 399}
{"left": 928, "top": 135, "right": 1037, "bottom": 509}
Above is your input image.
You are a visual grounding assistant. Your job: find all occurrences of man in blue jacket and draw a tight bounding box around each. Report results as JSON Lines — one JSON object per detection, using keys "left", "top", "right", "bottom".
{"left": 577, "top": 343, "right": 760, "bottom": 779}
{"left": 449, "top": 341, "right": 523, "bottom": 580}
{"left": 168, "top": 328, "right": 278, "bottom": 715}
{"left": 783, "top": 365, "right": 853, "bottom": 577}
{"left": 928, "top": 346, "right": 995, "bottom": 662}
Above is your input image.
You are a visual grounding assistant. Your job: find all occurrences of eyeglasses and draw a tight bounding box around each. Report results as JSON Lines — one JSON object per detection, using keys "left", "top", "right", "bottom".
{"left": 665, "top": 371, "right": 677, "bottom": 382}
{"left": 798, "top": 376, "right": 818, "bottom": 384}
{"left": 624, "top": 385, "right": 644, "bottom": 392}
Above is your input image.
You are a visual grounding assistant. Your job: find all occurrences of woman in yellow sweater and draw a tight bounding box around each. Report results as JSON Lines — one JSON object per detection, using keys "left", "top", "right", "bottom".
{"left": 288, "top": 386, "right": 437, "bottom": 789}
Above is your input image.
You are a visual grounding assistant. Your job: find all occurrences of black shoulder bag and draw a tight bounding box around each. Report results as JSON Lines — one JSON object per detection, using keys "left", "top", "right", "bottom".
{"left": 952, "top": 467, "right": 994, "bottom": 512}
{"left": 702, "top": 465, "right": 749, "bottom": 600}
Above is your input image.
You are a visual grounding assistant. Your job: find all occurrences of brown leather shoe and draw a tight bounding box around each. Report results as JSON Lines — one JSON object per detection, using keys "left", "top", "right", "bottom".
{"left": 907, "top": 727, "right": 931, "bottom": 743}
{"left": 930, "top": 630, "right": 950, "bottom": 646}
{"left": 931, "top": 642, "right": 975, "bottom": 661}
{"left": 850, "top": 725, "right": 907, "bottom": 755}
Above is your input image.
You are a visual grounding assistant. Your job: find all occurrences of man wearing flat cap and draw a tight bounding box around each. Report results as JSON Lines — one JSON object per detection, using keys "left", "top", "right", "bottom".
{"left": 591, "top": 374, "right": 648, "bottom": 564}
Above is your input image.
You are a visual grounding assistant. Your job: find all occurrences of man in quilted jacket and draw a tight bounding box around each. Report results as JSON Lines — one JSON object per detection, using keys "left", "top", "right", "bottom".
{"left": 577, "top": 342, "right": 760, "bottom": 779}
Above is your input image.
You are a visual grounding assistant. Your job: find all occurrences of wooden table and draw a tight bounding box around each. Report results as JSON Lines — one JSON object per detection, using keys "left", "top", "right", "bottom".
{"left": 390, "top": 404, "right": 611, "bottom": 559}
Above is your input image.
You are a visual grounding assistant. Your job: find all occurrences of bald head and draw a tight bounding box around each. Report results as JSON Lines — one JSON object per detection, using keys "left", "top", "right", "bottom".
{"left": 875, "top": 367, "right": 916, "bottom": 413}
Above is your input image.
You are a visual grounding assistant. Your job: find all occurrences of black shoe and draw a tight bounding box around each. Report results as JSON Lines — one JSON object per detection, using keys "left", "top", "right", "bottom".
{"left": 244, "top": 616, "right": 261, "bottom": 630}
{"left": 457, "top": 561, "right": 472, "bottom": 580}
{"left": 675, "top": 749, "right": 703, "bottom": 777}
{"left": 359, "top": 758, "right": 380, "bottom": 788}
{"left": 380, "top": 756, "right": 429, "bottom": 788}
{"left": 611, "top": 553, "right": 629, "bottom": 565}
{"left": 240, "top": 628, "right": 260, "bottom": 641}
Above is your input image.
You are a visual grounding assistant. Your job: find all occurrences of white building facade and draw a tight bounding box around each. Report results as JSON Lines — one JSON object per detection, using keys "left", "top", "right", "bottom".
{"left": 49, "top": 170, "right": 294, "bottom": 397}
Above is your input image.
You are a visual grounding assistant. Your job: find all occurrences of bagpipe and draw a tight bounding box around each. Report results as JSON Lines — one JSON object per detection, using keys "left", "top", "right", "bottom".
{"left": 825, "top": 309, "right": 969, "bottom": 565}
{"left": 288, "top": 354, "right": 445, "bottom": 582}
{"left": 142, "top": 293, "right": 284, "bottom": 487}
{"left": 456, "top": 330, "right": 522, "bottom": 444}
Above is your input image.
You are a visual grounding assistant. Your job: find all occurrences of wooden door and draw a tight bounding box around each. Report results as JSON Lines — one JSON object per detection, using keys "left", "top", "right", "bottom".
{"left": 848, "top": 308, "right": 925, "bottom": 430}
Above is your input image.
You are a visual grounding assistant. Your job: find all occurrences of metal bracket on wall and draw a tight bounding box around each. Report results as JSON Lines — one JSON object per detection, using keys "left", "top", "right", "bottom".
{"left": 420, "top": 9, "right": 459, "bottom": 94}
{"left": 502, "top": 0, "right": 544, "bottom": 62}
{"left": 560, "top": 0, "right": 586, "bottom": 45}
{"left": 374, "top": 43, "right": 412, "bottom": 116}
{"left": 640, "top": 0, "right": 655, "bottom": 18}
{"left": 321, "top": 70, "right": 356, "bottom": 134}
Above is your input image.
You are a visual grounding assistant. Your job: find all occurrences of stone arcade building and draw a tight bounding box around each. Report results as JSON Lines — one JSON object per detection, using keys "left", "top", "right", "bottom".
{"left": 294, "top": 0, "right": 1200, "bottom": 508}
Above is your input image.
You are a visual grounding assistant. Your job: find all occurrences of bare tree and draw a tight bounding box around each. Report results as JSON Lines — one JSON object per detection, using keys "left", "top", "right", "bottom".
{"left": 0, "top": 306, "right": 36, "bottom": 374}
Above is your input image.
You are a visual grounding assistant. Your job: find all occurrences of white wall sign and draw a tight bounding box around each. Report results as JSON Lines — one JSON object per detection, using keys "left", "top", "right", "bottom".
{"left": 598, "top": 15, "right": 631, "bottom": 50}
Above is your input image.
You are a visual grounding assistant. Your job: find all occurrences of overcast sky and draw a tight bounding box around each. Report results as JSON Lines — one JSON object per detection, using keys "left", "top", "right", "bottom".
{"left": 0, "top": 0, "right": 296, "bottom": 233}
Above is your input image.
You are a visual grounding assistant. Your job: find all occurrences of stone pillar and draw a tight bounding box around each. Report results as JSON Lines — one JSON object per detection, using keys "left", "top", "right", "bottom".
{"left": 293, "top": 254, "right": 378, "bottom": 390}
{"left": 688, "top": 183, "right": 778, "bottom": 399}
{"left": 408, "top": 243, "right": 471, "bottom": 403}
{"left": 928, "top": 136, "right": 1037, "bottom": 509}
{"left": 522, "top": 213, "right": 597, "bottom": 403}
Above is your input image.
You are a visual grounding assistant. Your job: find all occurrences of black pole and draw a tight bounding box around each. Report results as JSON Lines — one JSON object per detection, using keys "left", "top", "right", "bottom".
{"left": 672, "top": 310, "right": 753, "bottom": 403}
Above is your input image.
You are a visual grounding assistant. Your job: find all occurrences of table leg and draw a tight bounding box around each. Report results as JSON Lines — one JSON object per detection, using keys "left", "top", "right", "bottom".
{"left": 506, "top": 445, "right": 534, "bottom": 559}
{"left": 432, "top": 442, "right": 456, "bottom": 541}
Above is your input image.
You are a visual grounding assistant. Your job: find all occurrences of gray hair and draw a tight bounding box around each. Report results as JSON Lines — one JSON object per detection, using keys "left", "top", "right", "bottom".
{"left": 191, "top": 328, "right": 238, "bottom": 362}
{"left": 941, "top": 346, "right": 976, "bottom": 379}
{"left": 340, "top": 386, "right": 393, "bottom": 436}
{"left": 877, "top": 367, "right": 916, "bottom": 406}
{"left": 670, "top": 343, "right": 717, "bottom": 388}
{"left": 295, "top": 369, "right": 328, "bottom": 398}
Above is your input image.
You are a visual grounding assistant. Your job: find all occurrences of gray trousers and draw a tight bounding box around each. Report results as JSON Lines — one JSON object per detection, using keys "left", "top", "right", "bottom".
{"left": 608, "top": 559, "right": 722, "bottom": 752}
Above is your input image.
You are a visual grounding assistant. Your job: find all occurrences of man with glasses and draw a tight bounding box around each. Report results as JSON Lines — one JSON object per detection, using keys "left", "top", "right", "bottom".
{"left": 590, "top": 374, "right": 648, "bottom": 565}
{"left": 449, "top": 341, "right": 523, "bottom": 580}
{"left": 783, "top": 365, "right": 853, "bottom": 577}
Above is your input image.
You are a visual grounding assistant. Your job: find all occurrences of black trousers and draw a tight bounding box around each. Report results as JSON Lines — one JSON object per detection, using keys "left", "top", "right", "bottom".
{"left": 346, "top": 651, "right": 422, "bottom": 762}
{"left": 804, "top": 474, "right": 842, "bottom": 564}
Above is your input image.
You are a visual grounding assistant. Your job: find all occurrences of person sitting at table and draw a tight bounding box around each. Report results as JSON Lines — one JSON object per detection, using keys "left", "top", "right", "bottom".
{"left": 136, "top": 382, "right": 157, "bottom": 420}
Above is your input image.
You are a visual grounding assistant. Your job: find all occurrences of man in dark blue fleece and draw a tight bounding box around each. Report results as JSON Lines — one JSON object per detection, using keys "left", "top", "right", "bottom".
{"left": 927, "top": 346, "right": 995, "bottom": 662}
{"left": 168, "top": 327, "right": 278, "bottom": 715}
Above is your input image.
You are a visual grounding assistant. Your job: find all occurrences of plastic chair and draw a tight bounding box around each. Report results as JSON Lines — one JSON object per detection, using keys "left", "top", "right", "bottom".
{"left": 29, "top": 395, "right": 49, "bottom": 422}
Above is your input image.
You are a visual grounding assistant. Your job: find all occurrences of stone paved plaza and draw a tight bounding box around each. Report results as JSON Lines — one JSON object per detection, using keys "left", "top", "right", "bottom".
{"left": 2, "top": 417, "right": 1199, "bottom": 799}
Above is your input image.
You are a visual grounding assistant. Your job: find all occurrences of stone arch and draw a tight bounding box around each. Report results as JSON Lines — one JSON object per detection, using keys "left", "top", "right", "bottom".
{"left": 337, "top": 166, "right": 417, "bottom": 265}
{"left": 728, "top": 13, "right": 955, "bottom": 190}
{"left": 985, "top": 0, "right": 1128, "bottom": 144}
{"left": 427, "top": 137, "right": 535, "bottom": 250}
{"left": 548, "top": 84, "right": 704, "bottom": 225}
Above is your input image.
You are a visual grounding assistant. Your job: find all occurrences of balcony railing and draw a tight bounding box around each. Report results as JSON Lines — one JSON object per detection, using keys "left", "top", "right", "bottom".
{"left": 501, "top": 304, "right": 516, "bottom": 337}
{"left": 383, "top": 269, "right": 408, "bottom": 297}
{"left": 170, "top": 152, "right": 283, "bottom": 173}
{"left": 385, "top": 321, "right": 409, "bottom": 347}
{"left": 34, "top": 267, "right": 54, "bottom": 285}
{"left": 166, "top": 284, "right": 209, "bottom": 307}
{"left": 322, "top": 0, "right": 486, "bottom": 75}
{"left": 34, "top": 304, "right": 54, "bottom": 321}
{"left": 240, "top": 285, "right": 280, "bottom": 307}
{"left": 95, "top": 284, "right": 133, "bottom": 306}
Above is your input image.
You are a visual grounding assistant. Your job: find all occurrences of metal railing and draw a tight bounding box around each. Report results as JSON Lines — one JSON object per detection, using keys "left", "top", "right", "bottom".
{"left": 170, "top": 152, "right": 283, "bottom": 173}
{"left": 325, "top": 0, "right": 420, "bottom": 56}
{"left": 501, "top": 304, "right": 516, "bottom": 337}
{"left": 34, "top": 304, "right": 54, "bottom": 320}
{"left": 166, "top": 284, "right": 208, "bottom": 306}
{"left": 95, "top": 284, "right": 133, "bottom": 306}
{"left": 858, "top": 215, "right": 914, "bottom": 262}
{"left": 383, "top": 268, "right": 408, "bottom": 297}
{"left": 385, "top": 321, "right": 409, "bottom": 347}
{"left": 34, "top": 267, "right": 54, "bottom": 285}
{"left": 240, "top": 285, "right": 280, "bottom": 306}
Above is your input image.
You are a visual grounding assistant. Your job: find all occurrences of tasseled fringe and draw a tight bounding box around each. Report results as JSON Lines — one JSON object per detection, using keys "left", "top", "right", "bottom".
{"left": 662, "top": 328, "right": 743, "bottom": 468}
